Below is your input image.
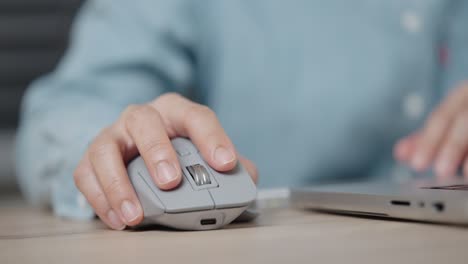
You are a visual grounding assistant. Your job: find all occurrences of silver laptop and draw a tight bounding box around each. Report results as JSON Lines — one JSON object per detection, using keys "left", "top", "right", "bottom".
{"left": 291, "top": 179, "right": 468, "bottom": 225}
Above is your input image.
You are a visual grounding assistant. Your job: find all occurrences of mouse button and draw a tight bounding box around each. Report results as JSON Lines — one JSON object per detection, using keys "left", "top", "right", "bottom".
{"left": 171, "top": 137, "right": 198, "bottom": 155}
{"left": 154, "top": 177, "right": 215, "bottom": 213}
{"left": 127, "top": 158, "right": 165, "bottom": 217}
{"left": 209, "top": 164, "right": 257, "bottom": 209}
{"left": 177, "top": 152, "right": 219, "bottom": 190}
{"left": 176, "top": 147, "right": 190, "bottom": 157}
{"left": 184, "top": 164, "right": 219, "bottom": 190}
{"left": 187, "top": 164, "right": 211, "bottom": 186}
{"left": 172, "top": 139, "right": 191, "bottom": 157}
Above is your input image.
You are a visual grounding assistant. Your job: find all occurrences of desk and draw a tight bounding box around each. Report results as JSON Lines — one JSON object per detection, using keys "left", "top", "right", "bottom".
{"left": 1, "top": 196, "right": 468, "bottom": 264}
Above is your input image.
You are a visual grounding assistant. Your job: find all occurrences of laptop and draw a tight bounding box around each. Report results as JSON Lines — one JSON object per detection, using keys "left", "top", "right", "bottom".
{"left": 291, "top": 179, "right": 468, "bottom": 225}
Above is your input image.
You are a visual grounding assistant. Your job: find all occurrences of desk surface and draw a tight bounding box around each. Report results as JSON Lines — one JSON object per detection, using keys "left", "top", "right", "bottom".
{"left": 2, "top": 196, "right": 468, "bottom": 264}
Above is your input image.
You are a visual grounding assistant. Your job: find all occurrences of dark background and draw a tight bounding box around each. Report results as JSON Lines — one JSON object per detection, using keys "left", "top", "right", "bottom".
{"left": 0, "top": 0, "right": 83, "bottom": 192}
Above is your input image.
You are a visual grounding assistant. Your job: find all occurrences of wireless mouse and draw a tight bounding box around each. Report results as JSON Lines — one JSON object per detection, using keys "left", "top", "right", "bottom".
{"left": 127, "top": 137, "right": 257, "bottom": 230}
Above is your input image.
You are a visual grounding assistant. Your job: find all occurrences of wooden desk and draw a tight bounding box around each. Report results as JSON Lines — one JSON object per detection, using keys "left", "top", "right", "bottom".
{"left": 1, "top": 196, "right": 468, "bottom": 264}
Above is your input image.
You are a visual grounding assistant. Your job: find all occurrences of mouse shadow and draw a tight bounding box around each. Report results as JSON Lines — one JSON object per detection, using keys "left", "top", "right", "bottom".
{"left": 127, "top": 224, "right": 180, "bottom": 232}
{"left": 126, "top": 220, "right": 260, "bottom": 233}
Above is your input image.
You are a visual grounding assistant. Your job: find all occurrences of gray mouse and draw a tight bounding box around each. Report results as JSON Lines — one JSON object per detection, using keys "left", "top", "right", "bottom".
{"left": 127, "top": 137, "right": 257, "bottom": 230}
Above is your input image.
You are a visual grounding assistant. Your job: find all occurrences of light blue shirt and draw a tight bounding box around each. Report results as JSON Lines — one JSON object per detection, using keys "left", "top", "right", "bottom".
{"left": 16, "top": 0, "right": 468, "bottom": 219}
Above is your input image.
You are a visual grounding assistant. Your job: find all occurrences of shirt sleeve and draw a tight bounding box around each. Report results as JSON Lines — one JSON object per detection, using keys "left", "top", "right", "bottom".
{"left": 15, "top": 0, "right": 196, "bottom": 219}
{"left": 441, "top": 0, "right": 468, "bottom": 92}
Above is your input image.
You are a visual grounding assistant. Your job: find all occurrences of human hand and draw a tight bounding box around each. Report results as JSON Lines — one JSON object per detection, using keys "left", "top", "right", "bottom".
{"left": 394, "top": 82, "right": 468, "bottom": 179}
{"left": 73, "top": 93, "right": 258, "bottom": 230}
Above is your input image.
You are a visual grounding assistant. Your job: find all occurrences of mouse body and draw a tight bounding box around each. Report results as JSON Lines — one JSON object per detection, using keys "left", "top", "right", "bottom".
{"left": 127, "top": 137, "right": 257, "bottom": 230}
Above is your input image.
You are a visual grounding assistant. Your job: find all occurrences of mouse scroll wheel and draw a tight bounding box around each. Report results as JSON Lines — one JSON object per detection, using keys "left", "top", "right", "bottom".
{"left": 186, "top": 164, "right": 212, "bottom": 186}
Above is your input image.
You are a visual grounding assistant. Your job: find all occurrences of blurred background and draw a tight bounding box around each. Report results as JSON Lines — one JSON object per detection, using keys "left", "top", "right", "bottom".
{"left": 0, "top": 0, "right": 83, "bottom": 194}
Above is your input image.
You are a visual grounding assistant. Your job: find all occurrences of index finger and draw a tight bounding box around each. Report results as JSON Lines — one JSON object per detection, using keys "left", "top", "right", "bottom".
{"left": 151, "top": 93, "right": 237, "bottom": 172}
{"left": 411, "top": 86, "right": 468, "bottom": 171}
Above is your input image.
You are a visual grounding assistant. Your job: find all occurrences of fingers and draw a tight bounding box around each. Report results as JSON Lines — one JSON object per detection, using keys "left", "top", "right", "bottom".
{"left": 74, "top": 154, "right": 126, "bottom": 230}
{"left": 410, "top": 87, "right": 468, "bottom": 172}
{"left": 152, "top": 93, "right": 238, "bottom": 172}
{"left": 435, "top": 110, "right": 468, "bottom": 178}
{"left": 74, "top": 93, "right": 256, "bottom": 231}
{"left": 394, "top": 132, "right": 419, "bottom": 163}
{"left": 239, "top": 156, "right": 258, "bottom": 184}
{"left": 88, "top": 129, "right": 143, "bottom": 226}
{"left": 397, "top": 83, "right": 468, "bottom": 179}
{"left": 122, "top": 105, "right": 182, "bottom": 190}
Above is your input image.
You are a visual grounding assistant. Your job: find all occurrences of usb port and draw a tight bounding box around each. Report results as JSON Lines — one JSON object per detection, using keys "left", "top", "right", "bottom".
{"left": 390, "top": 200, "right": 411, "bottom": 206}
{"left": 200, "top": 218, "right": 217, "bottom": 225}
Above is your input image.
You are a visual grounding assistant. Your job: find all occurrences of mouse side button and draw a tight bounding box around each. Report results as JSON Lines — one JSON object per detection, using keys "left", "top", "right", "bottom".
{"left": 128, "top": 157, "right": 166, "bottom": 218}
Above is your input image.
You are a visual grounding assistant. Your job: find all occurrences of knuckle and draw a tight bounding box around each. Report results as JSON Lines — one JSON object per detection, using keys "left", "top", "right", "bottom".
{"left": 139, "top": 138, "right": 171, "bottom": 157}
{"left": 152, "top": 92, "right": 187, "bottom": 113}
{"left": 185, "top": 104, "right": 216, "bottom": 127}
{"left": 89, "top": 140, "right": 117, "bottom": 161}
{"left": 102, "top": 177, "right": 124, "bottom": 197}
{"left": 122, "top": 104, "right": 141, "bottom": 117}
{"left": 121, "top": 104, "right": 142, "bottom": 125}
{"left": 87, "top": 191, "right": 108, "bottom": 212}
{"left": 123, "top": 104, "right": 145, "bottom": 122}
{"left": 154, "top": 92, "right": 182, "bottom": 105}
{"left": 92, "top": 126, "right": 116, "bottom": 144}
{"left": 124, "top": 104, "right": 159, "bottom": 128}
{"left": 98, "top": 126, "right": 114, "bottom": 138}
{"left": 195, "top": 104, "right": 215, "bottom": 117}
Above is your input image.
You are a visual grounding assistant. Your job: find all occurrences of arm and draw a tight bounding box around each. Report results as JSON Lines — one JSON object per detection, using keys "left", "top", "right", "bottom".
{"left": 16, "top": 0, "right": 196, "bottom": 219}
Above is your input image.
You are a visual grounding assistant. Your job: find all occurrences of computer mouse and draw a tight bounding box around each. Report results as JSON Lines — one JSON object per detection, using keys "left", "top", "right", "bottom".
{"left": 127, "top": 137, "right": 257, "bottom": 230}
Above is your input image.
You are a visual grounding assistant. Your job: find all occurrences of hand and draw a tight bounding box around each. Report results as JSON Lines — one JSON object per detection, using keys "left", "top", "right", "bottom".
{"left": 73, "top": 93, "right": 258, "bottom": 230}
{"left": 394, "top": 82, "right": 468, "bottom": 179}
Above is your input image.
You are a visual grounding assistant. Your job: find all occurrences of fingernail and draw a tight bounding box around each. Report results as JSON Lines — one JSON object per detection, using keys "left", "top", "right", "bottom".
{"left": 121, "top": 200, "right": 139, "bottom": 224}
{"left": 155, "top": 160, "right": 178, "bottom": 184}
{"left": 411, "top": 154, "right": 427, "bottom": 171}
{"left": 214, "top": 146, "right": 235, "bottom": 165}
{"left": 107, "top": 209, "right": 126, "bottom": 230}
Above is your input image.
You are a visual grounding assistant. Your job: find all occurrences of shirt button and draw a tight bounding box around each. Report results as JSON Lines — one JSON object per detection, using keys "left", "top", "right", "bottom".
{"left": 403, "top": 92, "right": 425, "bottom": 120}
{"left": 401, "top": 11, "right": 422, "bottom": 33}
